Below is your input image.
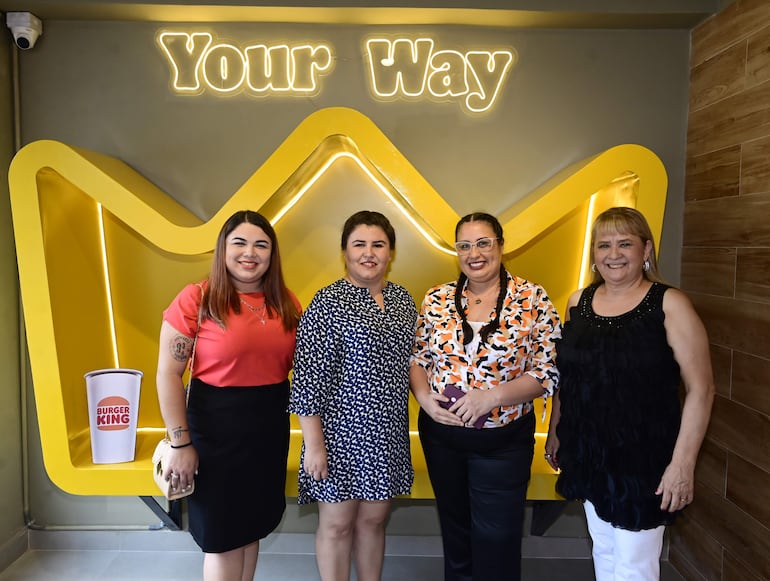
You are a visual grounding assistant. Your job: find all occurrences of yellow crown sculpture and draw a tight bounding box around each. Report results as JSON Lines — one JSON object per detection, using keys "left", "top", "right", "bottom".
{"left": 8, "top": 107, "right": 666, "bottom": 498}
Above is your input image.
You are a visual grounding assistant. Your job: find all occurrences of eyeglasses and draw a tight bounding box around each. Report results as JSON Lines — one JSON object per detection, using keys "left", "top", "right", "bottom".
{"left": 454, "top": 237, "right": 499, "bottom": 254}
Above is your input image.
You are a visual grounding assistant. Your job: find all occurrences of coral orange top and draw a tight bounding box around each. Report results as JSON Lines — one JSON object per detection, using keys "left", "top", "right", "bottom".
{"left": 163, "top": 281, "right": 301, "bottom": 387}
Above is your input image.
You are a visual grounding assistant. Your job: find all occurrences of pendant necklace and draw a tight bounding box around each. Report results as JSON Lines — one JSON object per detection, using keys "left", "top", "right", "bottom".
{"left": 467, "top": 285, "right": 499, "bottom": 305}
{"left": 240, "top": 297, "right": 267, "bottom": 325}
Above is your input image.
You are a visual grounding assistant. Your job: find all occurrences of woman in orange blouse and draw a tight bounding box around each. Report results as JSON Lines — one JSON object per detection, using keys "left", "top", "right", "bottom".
{"left": 410, "top": 212, "right": 561, "bottom": 581}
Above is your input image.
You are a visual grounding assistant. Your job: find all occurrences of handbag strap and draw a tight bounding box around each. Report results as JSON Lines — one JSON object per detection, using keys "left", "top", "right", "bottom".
{"left": 185, "top": 282, "right": 205, "bottom": 405}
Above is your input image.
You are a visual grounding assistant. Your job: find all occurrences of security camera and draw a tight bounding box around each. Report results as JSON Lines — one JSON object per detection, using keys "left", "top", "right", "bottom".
{"left": 6, "top": 12, "right": 42, "bottom": 50}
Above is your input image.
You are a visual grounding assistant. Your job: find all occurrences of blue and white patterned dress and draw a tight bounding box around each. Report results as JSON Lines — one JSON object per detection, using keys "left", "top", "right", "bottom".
{"left": 289, "top": 279, "right": 417, "bottom": 504}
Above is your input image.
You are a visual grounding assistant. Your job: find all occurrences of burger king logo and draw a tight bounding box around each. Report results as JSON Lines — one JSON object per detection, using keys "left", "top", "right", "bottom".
{"left": 96, "top": 395, "right": 131, "bottom": 431}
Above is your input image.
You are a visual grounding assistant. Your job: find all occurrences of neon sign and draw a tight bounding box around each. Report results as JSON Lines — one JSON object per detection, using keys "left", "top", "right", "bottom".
{"left": 365, "top": 38, "right": 515, "bottom": 114}
{"left": 158, "top": 32, "right": 333, "bottom": 95}
{"left": 157, "top": 31, "right": 515, "bottom": 114}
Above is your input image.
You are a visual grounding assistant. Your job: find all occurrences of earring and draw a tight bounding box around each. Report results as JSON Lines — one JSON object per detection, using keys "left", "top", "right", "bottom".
{"left": 591, "top": 264, "right": 597, "bottom": 273}
{"left": 643, "top": 260, "right": 650, "bottom": 272}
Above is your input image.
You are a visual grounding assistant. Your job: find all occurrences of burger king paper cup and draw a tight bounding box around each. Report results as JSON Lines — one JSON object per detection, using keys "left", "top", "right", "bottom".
{"left": 84, "top": 368, "right": 143, "bottom": 464}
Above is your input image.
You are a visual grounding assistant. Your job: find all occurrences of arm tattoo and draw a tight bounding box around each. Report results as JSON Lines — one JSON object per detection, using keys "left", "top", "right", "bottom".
{"left": 169, "top": 335, "right": 193, "bottom": 362}
{"left": 171, "top": 426, "right": 189, "bottom": 439}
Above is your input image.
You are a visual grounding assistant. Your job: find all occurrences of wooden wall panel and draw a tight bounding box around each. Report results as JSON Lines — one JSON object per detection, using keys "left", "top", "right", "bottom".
{"left": 708, "top": 395, "right": 770, "bottom": 473}
{"left": 724, "top": 551, "right": 764, "bottom": 581}
{"left": 736, "top": 248, "right": 770, "bottom": 303}
{"left": 685, "top": 146, "right": 740, "bottom": 202}
{"left": 668, "top": 552, "right": 709, "bottom": 581}
{"left": 726, "top": 452, "right": 770, "bottom": 529}
{"left": 695, "top": 438, "right": 728, "bottom": 493}
{"left": 680, "top": 247, "right": 735, "bottom": 297}
{"left": 732, "top": 350, "right": 770, "bottom": 416}
{"left": 689, "top": 41, "right": 746, "bottom": 112}
{"left": 683, "top": 4, "right": 770, "bottom": 579}
{"left": 740, "top": 135, "right": 770, "bottom": 194}
{"left": 691, "top": 0, "right": 770, "bottom": 66}
{"left": 683, "top": 192, "right": 770, "bottom": 247}
{"left": 689, "top": 482, "right": 770, "bottom": 579}
{"left": 670, "top": 514, "right": 722, "bottom": 581}
{"left": 687, "top": 81, "right": 770, "bottom": 157}
{"left": 690, "top": 293, "right": 770, "bottom": 357}
{"left": 747, "top": 21, "right": 770, "bottom": 88}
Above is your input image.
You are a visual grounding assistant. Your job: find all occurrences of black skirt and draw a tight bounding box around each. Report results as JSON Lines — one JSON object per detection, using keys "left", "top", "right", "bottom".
{"left": 186, "top": 378, "right": 290, "bottom": 553}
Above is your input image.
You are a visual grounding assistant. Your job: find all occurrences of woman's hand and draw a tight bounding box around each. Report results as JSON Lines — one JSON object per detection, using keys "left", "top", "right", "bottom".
{"left": 451, "top": 388, "right": 496, "bottom": 427}
{"left": 416, "top": 390, "right": 465, "bottom": 426}
{"left": 658, "top": 288, "right": 714, "bottom": 513}
{"left": 156, "top": 321, "right": 199, "bottom": 493}
{"left": 303, "top": 442, "right": 329, "bottom": 481}
{"left": 544, "top": 432, "right": 560, "bottom": 471}
{"left": 544, "top": 390, "right": 561, "bottom": 471}
{"left": 656, "top": 460, "right": 694, "bottom": 512}
{"left": 163, "top": 446, "right": 198, "bottom": 492}
{"left": 297, "top": 415, "right": 329, "bottom": 480}
{"left": 409, "top": 365, "right": 464, "bottom": 426}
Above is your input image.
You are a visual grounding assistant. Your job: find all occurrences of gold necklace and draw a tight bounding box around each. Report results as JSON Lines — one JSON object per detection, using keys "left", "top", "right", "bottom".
{"left": 240, "top": 297, "right": 267, "bottom": 325}
{"left": 467, "top": 285, "right": 499, "bottom": 305}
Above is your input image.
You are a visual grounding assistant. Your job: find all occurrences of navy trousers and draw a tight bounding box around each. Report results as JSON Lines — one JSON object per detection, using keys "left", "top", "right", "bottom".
{"left": 419, "top": 410, "right": 535, "bottom": 581}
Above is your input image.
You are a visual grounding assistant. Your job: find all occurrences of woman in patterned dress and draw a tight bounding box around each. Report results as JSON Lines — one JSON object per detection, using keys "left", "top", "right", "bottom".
{"left": 410, "top": 212, "right": 561, "bottom": 581}
{"left": 289, "top": 210, "right": 417, "bottom": 581}
{"left": 545, "top": 207, "right": 714, "bottom": 580}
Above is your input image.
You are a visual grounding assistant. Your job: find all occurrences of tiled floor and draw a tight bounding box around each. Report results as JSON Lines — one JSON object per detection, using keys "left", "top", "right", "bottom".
{"left": 0, "top": 531, "right": 685, "bottom": 580}
{"left": 0, "top": 552, "right": 686, "bottom": 580}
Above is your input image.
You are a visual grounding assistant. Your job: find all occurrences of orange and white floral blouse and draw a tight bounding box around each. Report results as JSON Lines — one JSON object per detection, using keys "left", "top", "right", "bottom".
{"left": 411, "top": 272, "right": 561, "bottom": 427}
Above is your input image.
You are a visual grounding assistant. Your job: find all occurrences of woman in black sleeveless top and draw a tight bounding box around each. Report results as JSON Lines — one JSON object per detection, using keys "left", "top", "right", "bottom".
{"left": 546, "top": 207, "right": 714, "bottom": 581}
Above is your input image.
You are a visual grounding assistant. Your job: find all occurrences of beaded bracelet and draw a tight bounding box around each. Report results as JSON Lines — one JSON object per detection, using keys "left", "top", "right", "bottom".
{"left": 170, "top": 441, "right": 193, "bottom": 449}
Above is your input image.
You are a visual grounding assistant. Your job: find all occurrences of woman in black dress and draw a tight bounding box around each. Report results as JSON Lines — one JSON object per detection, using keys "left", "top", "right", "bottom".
{"left": 546, "top": 207, "right": 714, "bottom": 581}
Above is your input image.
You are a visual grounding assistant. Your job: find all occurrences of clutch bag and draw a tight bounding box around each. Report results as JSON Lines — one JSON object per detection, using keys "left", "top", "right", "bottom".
{"left": 438, "top": 384, "right": 490, "bottom": 429}
{"left": 152, "top": 438, "right": 195, "bottom": 500}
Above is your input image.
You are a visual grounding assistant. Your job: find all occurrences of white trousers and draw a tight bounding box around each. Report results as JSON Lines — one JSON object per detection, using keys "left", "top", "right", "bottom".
{"left": 583, "top": 500, "right": 665, "bottom": 581}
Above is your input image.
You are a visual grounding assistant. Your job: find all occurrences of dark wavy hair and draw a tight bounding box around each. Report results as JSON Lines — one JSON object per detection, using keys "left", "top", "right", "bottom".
{"left": 205, "top": 210, "right": 300, "bottom": 330}
{"left": 454, "top": 212, "right": 507, "bottom": 345}
{"left": 341, "top": 210, "right": 396, "bottom": 249}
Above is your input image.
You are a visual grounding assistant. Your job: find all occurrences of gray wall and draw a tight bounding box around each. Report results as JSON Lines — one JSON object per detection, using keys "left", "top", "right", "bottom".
{"left": 20, "top": 21, "right": 690, "bottom": 275}
{"left": 10, "top": 19, "right": 691, "bottom": 532}
{"left": 0, "top": 40, "right": 25, "bottom": 562}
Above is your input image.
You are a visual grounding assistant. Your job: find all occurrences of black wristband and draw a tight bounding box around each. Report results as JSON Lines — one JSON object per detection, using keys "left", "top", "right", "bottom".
{"left": 170, "top": 441, "right": 193, "bottom": 449}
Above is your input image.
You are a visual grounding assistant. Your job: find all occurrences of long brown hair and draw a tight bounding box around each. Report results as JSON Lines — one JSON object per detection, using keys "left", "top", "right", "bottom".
{"left": 204, "top": 210, "right": 300, "bottom": 330}
{"left": 453, "top": 212, "right": 508, "bottom": 345}
{"left": 589, "top": 207, "right": 665, "bottom": 285}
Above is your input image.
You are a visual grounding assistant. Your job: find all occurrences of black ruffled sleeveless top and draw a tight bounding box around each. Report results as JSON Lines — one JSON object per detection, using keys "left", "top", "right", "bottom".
{"left": 555, "top": 282, "right": 682, "bottom": 530}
